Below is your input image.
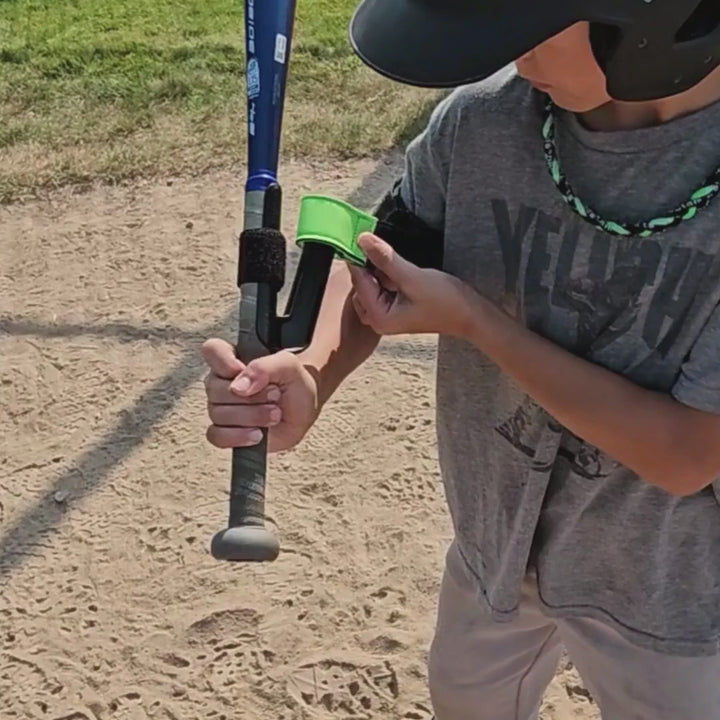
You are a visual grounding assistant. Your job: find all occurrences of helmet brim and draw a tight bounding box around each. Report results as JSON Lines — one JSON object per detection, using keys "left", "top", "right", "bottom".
{"left": 349, "top": 0, "right": 582, "bottom": 88}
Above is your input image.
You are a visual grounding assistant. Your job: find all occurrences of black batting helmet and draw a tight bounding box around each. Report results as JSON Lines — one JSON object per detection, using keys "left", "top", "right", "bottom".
{"left": 349, "top": 0, "right": 720, "bottom": 101}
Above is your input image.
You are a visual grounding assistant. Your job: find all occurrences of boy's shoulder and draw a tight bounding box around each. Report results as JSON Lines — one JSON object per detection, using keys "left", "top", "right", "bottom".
{"left": 428, "top": 64, "right": 536, "bottom": 136}
{"left": 452, "top": 64, "right": 533, "bottom": 111}
{"left": 401, "top": 64, "right": 539, "bottom": 220}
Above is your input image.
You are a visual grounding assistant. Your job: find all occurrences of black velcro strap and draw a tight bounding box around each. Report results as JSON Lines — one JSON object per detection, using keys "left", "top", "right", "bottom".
{"left": 238, "top": 228, "right": 286, "bottom": 291}
{"left": 372, "top": 181, "right": 444, "bottom": 271}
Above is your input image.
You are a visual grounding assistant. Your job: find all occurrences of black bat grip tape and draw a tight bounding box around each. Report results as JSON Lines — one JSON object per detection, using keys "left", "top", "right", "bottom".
{"left": 229, "top": 438, "right": 268, "bottom": 528}
{"left": 208, "top": 436, "right": 278, "bottom": 562}
{"left": 212, "top": 396, "right": 280, "bottom": 561}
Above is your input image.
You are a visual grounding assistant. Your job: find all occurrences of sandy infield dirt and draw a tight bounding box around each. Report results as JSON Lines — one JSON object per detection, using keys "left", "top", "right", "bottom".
{"left": 1, "top": 156, "right": 598, "bottom": 720}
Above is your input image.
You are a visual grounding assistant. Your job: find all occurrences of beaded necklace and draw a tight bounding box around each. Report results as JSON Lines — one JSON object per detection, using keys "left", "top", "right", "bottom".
{"left": 541, "top": 96, "right": 720, "bottom": 238}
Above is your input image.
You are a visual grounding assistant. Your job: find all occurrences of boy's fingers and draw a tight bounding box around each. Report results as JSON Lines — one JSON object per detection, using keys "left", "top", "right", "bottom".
{"left": 201, "top": 338, "right": 244, "bottom": 380}
{"left": 357, "top": 233, "right": 416, "bottom": 287}
{"left": 351, "top": 292, "right": 370, "bottom": 324}
{"left": 349, "top": 264, "right": 383, "bottom": 304}
{"left": 230, "top": 362, "right": 270, "bottom": 396}
{"left": 230, "top": 351, "right": 299, "bottom": 396}
{"left": 374, "top": 268, "right": 399, "bottom": 292}
{"left": 350, "top": 265, "right": 398, "bottom": 327}
{"left": 208, "top": 403, "right": 281, "bottom": 428}
{"left": 206, "top": 426, "right": 264, "bottom": 449}
{"left": 352, "top": 287, "right": 397, "bottom": 334}
{"left": 205, "top": 376, "right": 280, "bottom": 405}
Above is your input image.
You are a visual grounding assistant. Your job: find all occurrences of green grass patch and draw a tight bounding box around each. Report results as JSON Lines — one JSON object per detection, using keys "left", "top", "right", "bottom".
{"left": 0, "top": 0, "right": 439, "bottom": 201}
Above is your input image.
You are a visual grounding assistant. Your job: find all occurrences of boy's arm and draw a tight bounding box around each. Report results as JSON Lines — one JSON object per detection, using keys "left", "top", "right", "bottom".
{"left": 466, "top": 292, "right": 720, "bottom": 498}
{"left": 292, "top": 84, "right": 460, "bottom": 409}
{"left": 298, "top": 261, "right": 380, "bottom": 406}
{"left": 350, "top": 233, "right": 720, "bottom": 499}
{"left": 299, "top": 91, "right": 456, "bottom": 404}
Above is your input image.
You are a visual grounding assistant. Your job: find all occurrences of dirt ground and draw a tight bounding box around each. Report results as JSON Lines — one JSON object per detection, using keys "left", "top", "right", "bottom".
{"left": 0, "top": 157, "right": 598, "bottom": 720}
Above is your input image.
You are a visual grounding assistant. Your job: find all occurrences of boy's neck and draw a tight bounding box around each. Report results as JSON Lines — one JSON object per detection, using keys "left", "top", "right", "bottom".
{"left": 580, "top": 67, "right": 720, "bottom": 132}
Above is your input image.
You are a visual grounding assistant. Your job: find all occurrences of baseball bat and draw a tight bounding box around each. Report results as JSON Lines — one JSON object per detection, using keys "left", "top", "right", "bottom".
{"left": 211, "top": 0, "right": 334, "bottom": 562}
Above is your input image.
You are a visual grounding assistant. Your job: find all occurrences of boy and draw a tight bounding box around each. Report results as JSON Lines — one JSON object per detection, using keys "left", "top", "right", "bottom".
{"left": 203, "top": 4, "right": 720, "bottom": 718}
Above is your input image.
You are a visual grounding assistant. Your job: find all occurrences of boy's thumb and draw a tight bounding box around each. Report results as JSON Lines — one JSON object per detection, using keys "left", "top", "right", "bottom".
{"left": 230, "top": 351, "right": 296, "bottom": 396}
{"left": 357, "top": 233, "right": 417, "bottom": 286}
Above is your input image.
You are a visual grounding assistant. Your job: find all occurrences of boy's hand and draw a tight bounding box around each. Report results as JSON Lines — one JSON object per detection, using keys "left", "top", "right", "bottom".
{"left": 348, "top": 233, "right": 476, "bottom": 338}
{"left": 202, "top": 339, "right": 320, "bottom": 453}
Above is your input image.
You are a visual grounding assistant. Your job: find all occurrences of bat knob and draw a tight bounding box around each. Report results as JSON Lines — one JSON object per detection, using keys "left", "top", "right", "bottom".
{"left": 210, "top": 525, "right": 280, "bottom": 562}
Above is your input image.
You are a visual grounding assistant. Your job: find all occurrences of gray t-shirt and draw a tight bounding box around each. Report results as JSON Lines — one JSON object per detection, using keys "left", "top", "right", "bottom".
{"left": 399, "top": 66, "right": 720, "bottom": 656}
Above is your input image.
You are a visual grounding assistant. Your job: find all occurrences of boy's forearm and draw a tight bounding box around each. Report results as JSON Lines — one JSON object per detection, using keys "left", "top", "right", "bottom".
{"left": 464, "top": 292, "right": 720, "bottom": 497}
{"left": 298, "top": 262, "right": 380, "bottom": 406}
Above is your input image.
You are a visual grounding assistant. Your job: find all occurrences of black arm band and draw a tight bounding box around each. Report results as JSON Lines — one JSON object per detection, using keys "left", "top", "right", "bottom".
{"left": 372, "top": 179, "right": 444, "bottom": 271}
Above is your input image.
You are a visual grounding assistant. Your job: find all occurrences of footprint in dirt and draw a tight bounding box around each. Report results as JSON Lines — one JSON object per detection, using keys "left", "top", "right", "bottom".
{"left": 184, "top": 607, "right": 261, "bottom": 645}
{"left": 272, "top": 586, "right": 317, "bottom": 625}
{"left": 402, "top": 701, "right": 435, "bottom": 719}
{"left": 107, "top": 689, "right": 144, "bottom": 716}
{"left": 203, "top": 638, "right": 277, "bottom": 696}
{"left": 129, "top": 631, "right": 193, "bottom": 682}
{"left": 137, "top": 525, "right": 180, "bottom": 561}
{"left": 183, "top": 608, "right": 278, "bottom": 700}
{"left": 377, "top": 466, "right": 441, "bottom": 506}
{"left": 358, "top": 586, "right": 407, "bottom": 625}
{"left": 105, "top": 688, "right": 186, "bottom": 720}
{"left": 307, "top": 406, "right": 359, "bottom": 458}
{"left": 1, "top": 652, "right": 64, "bottom": 706}
{"left": 287, "top": 658, "right": 399, "bottom": 718}
{"left": 134, "top": 646, "right": 194, "bottom": 682}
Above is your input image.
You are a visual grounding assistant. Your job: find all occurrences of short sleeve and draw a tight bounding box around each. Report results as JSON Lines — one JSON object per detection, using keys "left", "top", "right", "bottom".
{"left": 398, "top": 90, "right": 462, "bottom": 232}
{"left": 672, "top": 302, "right": 720, "bottom": 414}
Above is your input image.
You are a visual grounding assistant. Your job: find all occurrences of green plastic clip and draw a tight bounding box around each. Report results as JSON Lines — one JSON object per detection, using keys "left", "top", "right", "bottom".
{"left": 296, "top": 195, "right": 377, "bottom": 266}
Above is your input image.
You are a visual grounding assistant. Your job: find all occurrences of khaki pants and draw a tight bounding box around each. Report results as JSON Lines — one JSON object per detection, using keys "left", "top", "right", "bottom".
{"left": 429, "top": 542, "right": 720, "bottom": 720}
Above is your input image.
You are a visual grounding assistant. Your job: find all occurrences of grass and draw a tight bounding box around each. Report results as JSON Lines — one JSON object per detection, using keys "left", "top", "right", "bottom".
{"left": 0, "top": 0, "right": 440, "bottom": 202}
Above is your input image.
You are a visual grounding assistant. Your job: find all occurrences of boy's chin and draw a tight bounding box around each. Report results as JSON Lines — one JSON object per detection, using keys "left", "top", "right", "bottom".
{"left": 547, "top": 88, "right": 609, "bottom": 114}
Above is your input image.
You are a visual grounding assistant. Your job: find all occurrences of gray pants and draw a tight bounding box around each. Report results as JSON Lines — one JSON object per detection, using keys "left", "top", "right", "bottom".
{"left": 429, "top": 542, "right": 720, "bottom": 720}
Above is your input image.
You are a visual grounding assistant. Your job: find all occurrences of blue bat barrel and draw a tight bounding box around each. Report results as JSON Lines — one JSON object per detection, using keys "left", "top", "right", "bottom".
{"left": 245, "top": 0, "right": 297, "bottom": 192}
